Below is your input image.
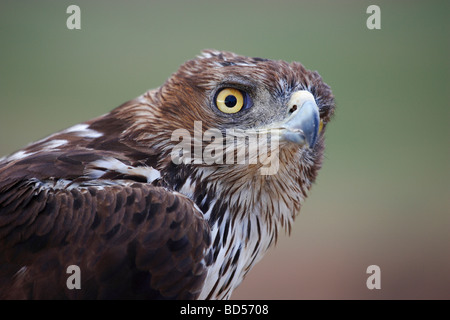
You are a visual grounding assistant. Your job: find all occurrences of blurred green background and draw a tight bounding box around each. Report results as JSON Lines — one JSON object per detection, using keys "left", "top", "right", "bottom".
{"left": 0, "top": 0, "right": 448, "bottom": 299}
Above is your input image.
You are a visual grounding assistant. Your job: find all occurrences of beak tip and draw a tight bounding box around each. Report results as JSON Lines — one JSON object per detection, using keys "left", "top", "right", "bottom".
{"left": 282, "top": 99, "right": 320, "bottom": 149}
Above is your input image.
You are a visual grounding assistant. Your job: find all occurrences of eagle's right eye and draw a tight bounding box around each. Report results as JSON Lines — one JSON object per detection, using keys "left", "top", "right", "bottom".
{"left": 215, "top": 88, "right": 246, "bottom": 114}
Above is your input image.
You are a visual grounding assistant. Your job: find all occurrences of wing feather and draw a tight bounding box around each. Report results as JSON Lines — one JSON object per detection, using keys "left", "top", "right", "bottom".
{"left": 0, "top": 179, "right": 211, "bottom": 299}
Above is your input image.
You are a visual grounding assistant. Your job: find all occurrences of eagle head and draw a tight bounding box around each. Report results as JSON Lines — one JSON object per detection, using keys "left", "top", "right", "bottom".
{"left": 117, "top": 49, "right": 335, "bottom": 228}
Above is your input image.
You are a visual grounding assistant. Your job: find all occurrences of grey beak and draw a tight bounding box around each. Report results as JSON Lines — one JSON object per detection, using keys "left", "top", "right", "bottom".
{"left": 282, "top": 100, "right": 320, "bottom": 148}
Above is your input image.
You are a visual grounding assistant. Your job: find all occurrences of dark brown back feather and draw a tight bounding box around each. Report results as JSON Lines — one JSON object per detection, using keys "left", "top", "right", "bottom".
{"left": 0, "top": 180, "right": 211, "bottom": 299}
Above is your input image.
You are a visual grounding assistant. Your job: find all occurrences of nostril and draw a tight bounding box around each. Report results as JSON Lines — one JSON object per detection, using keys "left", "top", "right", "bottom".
{"left": 289, "top": 104, "right": 298, "bottom": 114}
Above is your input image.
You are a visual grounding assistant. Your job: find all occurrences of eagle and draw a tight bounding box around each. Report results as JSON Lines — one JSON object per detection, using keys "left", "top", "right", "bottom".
{"left": 0, "top": 50, "right": 335, "bottom": 299}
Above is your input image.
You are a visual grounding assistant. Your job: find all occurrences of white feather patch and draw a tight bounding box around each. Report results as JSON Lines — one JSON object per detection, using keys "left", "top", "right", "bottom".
{"left": 64, "top": 124, "right": 103, "bottom": 138}
{"left": 88, "top": 157, "right": 160, "bottom": 183}
{"left": 41, "top": 139, "right": 67, "bottom": 151}
{"left": 7, "top": 150, "right": 36, "bottom": 161}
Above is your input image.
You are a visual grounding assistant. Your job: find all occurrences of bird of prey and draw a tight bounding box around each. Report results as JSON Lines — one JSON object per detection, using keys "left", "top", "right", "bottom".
{"left": 0, "top": 50, "right": 335, "bottom": 299}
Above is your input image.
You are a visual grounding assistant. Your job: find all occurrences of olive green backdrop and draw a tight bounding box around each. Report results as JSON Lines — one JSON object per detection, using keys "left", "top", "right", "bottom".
{"left": 1, "top": 0, "right": 448, "bottom": 299}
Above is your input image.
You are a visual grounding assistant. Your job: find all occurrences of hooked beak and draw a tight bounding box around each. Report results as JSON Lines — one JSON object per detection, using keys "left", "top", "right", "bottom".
{"left": 281, "top": 91, "right": 321, "bottom": 148}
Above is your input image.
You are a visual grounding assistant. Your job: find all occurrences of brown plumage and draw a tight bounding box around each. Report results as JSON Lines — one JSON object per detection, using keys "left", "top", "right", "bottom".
{"left": 0, "top": 50, "right": 335, "bottom": 299}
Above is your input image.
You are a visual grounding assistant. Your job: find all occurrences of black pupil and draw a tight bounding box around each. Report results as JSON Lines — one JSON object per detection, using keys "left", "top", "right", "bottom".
{"left": 224, "top": 95, "right": 237, "bottom": 108}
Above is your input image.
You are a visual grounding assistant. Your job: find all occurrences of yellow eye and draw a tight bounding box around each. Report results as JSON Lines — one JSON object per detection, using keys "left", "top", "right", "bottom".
{"left": 215, "top": 88, "right": 245, "bottom": 114}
